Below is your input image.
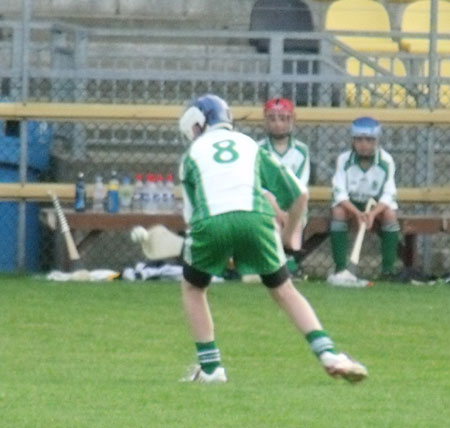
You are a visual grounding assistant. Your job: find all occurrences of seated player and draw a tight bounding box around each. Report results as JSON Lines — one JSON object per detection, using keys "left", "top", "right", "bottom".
{"left": 328, "top": 116, "right": 400, "bottom": 286}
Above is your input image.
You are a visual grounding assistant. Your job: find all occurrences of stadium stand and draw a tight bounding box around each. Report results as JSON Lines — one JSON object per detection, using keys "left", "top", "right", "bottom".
{"left": 250, "top": 0, "right": 317, "bottom": 53}
{"left": 400, "top": 0, "right": 450, "bottom": 54}
{"left": 345, "top": 57, "right": 417, "bottom": 107}
{"left": 324, "top": 0, "right": 399, "bottom": 53}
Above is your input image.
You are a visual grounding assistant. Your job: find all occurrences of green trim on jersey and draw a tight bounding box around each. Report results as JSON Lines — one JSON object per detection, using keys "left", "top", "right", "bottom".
{"left": 180, "top": 136, "right": 302, "bottom": 225}
{"left": 259, "top": 149, "right": 302, "bottom": 211}
{"left": 345, "top": 148, "right": 387, "bottom": 171}
{"left": 376, "top": 159, "right": 390, "bottom": 200}
{"left": 259, "top": 136, "right": 292, "bottom": 157}
{"left": 260, "top": 136, "right": 309, "bottom": 181}
{"left": 293, "top": 143, "right": 309, "bottom": 178}
{"left": 180, "top": 154, "right": 211, "bottom": 222}
{"left": 252, "top": 151, "right": 269, "bottom": 213}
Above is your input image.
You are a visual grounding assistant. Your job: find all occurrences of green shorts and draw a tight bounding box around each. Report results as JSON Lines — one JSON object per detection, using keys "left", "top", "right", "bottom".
{"left": 351, "top": 200, "right": 368, "bottom": 212}
{"left": 183, "top": 211, "right": 286, "bottom": 277}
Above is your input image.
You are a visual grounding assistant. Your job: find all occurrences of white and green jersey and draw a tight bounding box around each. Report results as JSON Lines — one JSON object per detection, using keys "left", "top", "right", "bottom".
{"left": 332, "top": 148, "right": 398, "bottom": 209}
{"left": 180, "top": 128, "right": 306, "bottom": 225}
{"left": 258, "top": 136, "right": 310, "bottom": 188}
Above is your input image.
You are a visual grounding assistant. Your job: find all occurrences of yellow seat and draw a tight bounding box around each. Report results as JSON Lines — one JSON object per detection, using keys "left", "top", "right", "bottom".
{"left": 346, "top": 57, "right": 416, "bottom": 107}
{"left": 325, "top": 0, "right": 399, "bottom": 53}
{"left": 400, "top": 0, "right": 450, "bottom": 54}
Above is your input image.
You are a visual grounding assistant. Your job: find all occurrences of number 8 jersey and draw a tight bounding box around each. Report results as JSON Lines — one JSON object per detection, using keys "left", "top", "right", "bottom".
{"left": 180, "top": 128, "right": 306, "bottom": 225}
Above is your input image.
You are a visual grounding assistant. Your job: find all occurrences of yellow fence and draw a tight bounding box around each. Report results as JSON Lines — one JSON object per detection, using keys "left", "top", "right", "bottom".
{"left": 1, "top": 102, "right": 449, "bottom": 203}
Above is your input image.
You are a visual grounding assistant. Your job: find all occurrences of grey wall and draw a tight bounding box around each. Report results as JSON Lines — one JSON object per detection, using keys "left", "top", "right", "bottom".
{"left": 1, "top": 0, "right": 256, "bottom": 30}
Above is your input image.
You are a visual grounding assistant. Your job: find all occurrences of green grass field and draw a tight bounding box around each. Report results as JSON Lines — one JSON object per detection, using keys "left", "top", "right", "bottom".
{"left": 1, "top": 275, "right": 449, "bottom": 428}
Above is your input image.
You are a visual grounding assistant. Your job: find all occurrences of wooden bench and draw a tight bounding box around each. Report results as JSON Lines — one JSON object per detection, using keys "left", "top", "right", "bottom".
{"left": 40, "top": 209, "right": 449, "bottom": 270}
{"left": 302, "top": 215, "right": 450, "bottom": 268}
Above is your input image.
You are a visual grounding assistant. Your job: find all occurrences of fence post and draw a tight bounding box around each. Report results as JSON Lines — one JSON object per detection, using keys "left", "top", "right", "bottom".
{"left": 268, "top": 33, "right": 284, "bottom": 97}
{"left": 16, "top": 0, "right": 32, "bottom": 270}
{"left": 427, "top": 0, "right": 439, "bottom": 110}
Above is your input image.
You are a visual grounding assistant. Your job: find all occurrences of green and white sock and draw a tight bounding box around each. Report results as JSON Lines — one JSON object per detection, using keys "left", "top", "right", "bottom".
{"left": 195, "top": 341, "right": 221, "bottom": 374}
{"left": 381, "top": 223, "right": 400, "bottom": 274}
{"left": 330, "top": 220, "right": 348, "bottom": 272}
{"left": 287, "top": 255, "right": 299, "bottom": 273}
{"left": 305, "top": 330, "right": 336, "bottom": 358}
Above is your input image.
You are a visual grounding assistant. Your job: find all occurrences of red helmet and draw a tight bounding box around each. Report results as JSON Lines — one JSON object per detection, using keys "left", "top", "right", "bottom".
{"left": 264, "top": 98, "right": 295, "bottom": 115}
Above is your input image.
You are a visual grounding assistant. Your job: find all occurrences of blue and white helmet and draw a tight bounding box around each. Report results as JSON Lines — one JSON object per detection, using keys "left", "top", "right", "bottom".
{"left": 351, "top": 116, "right": 381, "bottom": 139}
{"left": 179, "top": 94, "right": 233, "bottom": 140}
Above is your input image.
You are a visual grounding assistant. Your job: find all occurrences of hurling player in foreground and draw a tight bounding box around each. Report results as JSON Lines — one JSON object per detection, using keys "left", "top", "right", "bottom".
{"left": 178, "top": 94, "right": 368, "bottom": 384}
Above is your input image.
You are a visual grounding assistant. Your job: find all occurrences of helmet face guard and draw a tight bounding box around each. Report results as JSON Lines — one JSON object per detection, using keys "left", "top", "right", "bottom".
{"left": 263, "top": 98, "right": 295, "bottom": 139}
{"left": 179, "top": 94, "right": 233, "bottom": 141}
{"left": 351, "top": 117, "right": 381, "bottom": 159}
{"left": 179, "top": 106, "right": 206, "bottom": 141}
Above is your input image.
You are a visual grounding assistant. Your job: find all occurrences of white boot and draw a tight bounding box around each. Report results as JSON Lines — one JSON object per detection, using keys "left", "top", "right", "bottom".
{"left": 180, "top": 365, "right": 227, "bottom": 383}
{"left": 327, "top": 269, "right": 370, "bottom": 288}
{"left": 320, "top": 351, "right": 368, "bottom": 383}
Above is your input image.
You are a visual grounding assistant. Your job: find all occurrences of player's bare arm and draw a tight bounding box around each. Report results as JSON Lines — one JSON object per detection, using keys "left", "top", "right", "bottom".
{"left": 282, "top": 193, "right": 307, "bottom": 251}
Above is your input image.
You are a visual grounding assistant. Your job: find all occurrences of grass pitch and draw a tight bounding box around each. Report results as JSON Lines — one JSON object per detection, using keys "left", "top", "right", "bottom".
{"left": 0, "top": 275, "right": 449, "bottom": 428}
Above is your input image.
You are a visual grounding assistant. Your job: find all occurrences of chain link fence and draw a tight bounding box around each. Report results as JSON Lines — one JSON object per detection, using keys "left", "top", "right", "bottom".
{"left": 0, "top": 18, "right": 449, "bottom": 277}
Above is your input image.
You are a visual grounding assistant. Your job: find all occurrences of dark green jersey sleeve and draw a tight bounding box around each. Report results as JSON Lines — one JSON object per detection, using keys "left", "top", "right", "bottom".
{"left": 259, "top": 148, "right": 305, "bottom": 211}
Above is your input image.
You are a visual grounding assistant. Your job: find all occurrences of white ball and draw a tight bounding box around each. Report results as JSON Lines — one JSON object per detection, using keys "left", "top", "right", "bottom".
{"left": 130, "top": 226, "right": 149, "bottom": 243}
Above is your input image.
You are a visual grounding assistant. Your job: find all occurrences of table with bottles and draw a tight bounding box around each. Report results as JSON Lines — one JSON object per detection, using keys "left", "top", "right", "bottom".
{"left": 40, "top": 208, "right": 185, "bottom": 270}
{"left": 42, "top": 170, "right": 184, "bottom": 268}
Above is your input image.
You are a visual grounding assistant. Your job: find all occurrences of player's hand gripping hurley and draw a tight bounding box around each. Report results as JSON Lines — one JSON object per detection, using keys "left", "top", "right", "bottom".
{"left": 349, "top": 198, "right": 377, "bottom": 268}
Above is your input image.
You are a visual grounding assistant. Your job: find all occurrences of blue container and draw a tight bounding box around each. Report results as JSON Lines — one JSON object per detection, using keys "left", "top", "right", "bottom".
{"left": 106, "top": 188, "right": 119, "bottom": 213}
{"left": 0, "top": 166, "right": 41, "bottom": 271}
{"left": 0, "top": 120, "right": 52, "bottom": 271}
{"left": 0, "top": 120, "right": 52, "bottom": 170}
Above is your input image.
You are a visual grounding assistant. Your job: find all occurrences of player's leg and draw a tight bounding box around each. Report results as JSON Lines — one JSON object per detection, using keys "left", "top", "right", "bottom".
{"left": 378, "top": 208, "right": 400, "bottom": 275}
{"left": 330, "top": 205, "right": 350, "bottom": 272}
{"left": 181, "top": 267, "right": 226, "bottom": 383}
{"left": 268, "top": 277, "right": 323, "bottom": 333}
{"left": 328, "top": 202, "right": 371, "bottom": 287}
{"left": 235, "top": 212, "right": 368, "bottom": 382}
{"left": 180, "top": 217, "right": 232, "bottom": 383}
{"left": 264, "top": 191, "right": 305, "bottom": 278}
{"left": 286, "top": 221, "right": 305, "bottom": 278}
{"left": 265, "top": 274, "right": 367, "bottom": 382}
{"left": 181, "top": 275, "right": 214, "bottom": 343}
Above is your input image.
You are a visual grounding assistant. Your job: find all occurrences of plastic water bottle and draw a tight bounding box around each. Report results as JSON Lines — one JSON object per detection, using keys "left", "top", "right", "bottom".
{"left": 159, "top": 174, "right": 170, "bottom": 213}
{"left": 154, "top": 173, "right": 164, "bottom": 212}
{"left": 119, "top": 176, "right": 133, "bottom": 212}
{"left": 74, "top": 172, "right": 86, "bottom": 212}
{"left": 142, "top": 173, "right": 156, "bottom": 213}
{"left": 132, "top": 173, "right": 144, "bottom": 212}
{"left": 106, "top": 170, "right": 120, "bottom": 213}
{"left": 166, "top": 173, "right": 176, "bottom": 212}
{"left": 92, "top": 175, "right": 105, "bottom": 212}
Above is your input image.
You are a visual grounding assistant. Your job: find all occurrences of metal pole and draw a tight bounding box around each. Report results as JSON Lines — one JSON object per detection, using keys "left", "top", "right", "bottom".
{"left": 428, "top": 0, "right": 438, "bottom": 110}
{"left": 17, "top": 0, "right": 32, "bottom": 270}
{"left": 422, "top": 0, "right": 439, "bottom": 273}
{"left": 269, "top": 34, "right": 284, "bottom": 98}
